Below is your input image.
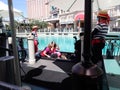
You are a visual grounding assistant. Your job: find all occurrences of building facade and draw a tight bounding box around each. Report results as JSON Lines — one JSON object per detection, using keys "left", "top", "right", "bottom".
{"left": 26, "top": 0, "right": 120, "bottom": 32}
{"left": 26, "top": 0, "right": 49, "bottom": 20}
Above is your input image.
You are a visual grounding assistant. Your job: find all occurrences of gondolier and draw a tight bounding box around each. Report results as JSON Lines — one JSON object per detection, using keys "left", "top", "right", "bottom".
{"left": 91, "top": 10, "right": 110, "bottom": 64}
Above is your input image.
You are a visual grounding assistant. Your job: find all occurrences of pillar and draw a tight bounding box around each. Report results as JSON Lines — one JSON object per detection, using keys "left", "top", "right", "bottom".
{"left": 28, "top": 34, "right": 35, "bottom": 64}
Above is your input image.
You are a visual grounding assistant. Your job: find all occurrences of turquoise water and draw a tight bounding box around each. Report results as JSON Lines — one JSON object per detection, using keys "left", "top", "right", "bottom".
{"left": 24, "top": 35, "right": 77, "bottom": 53}
{"left": 23, "top": 35, "right": 120, "bottom": 55}
{"left": 104, "top": 40, "right": 120, "bottom": 56}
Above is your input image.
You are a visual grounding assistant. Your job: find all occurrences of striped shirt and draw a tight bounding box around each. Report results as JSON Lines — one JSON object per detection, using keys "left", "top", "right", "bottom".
{"left": 92, "top": 23, "right": 108, "bottom": 39}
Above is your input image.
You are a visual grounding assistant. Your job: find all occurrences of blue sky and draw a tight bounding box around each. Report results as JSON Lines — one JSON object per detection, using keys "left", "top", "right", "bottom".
{"left": 0, "top": 0, "right": 27, "bottom": 17}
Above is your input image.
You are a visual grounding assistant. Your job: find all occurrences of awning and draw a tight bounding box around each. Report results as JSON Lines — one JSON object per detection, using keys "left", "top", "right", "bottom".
{"left": 74, "top": 13, "right": 84, "bottom": 21}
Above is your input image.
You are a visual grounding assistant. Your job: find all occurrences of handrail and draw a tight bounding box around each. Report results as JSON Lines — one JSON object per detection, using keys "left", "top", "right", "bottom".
{"left": 0, "top": 81, "right": 21, "bottom": 90}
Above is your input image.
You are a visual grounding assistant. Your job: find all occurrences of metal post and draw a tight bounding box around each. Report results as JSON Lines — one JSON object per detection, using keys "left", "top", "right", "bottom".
{"left": 72, "top": 0, "right": 103, "bottom": 77}
{"left": 8, "top": 0, "right": 21, "bottom": 86}
{"left": 70, "top": 0, "right": 104, "bottom": 89}
{"left": 83, "top": 0, "right": 92, "bottom": 64}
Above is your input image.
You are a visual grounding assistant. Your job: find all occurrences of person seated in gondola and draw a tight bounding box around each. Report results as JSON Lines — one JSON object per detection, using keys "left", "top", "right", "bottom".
{"left": 41, "top": 41, "right": 61, "bottom": 58}
{"left": 35, "top": 41, "right": 67, "bottom": 60}
{"left": 51, "top": 42, "right": 62, "bottom": 58}
{"left": 35, "top": 42, "right": 54, "bottom": 59}
{"left": 40, "top": 44, "right": 53, "bottom": 58}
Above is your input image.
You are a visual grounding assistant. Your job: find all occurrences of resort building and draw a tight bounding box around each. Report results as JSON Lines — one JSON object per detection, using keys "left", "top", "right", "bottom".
{"left": 26, "top": 0, "right": 49, "bottom": 20}
{"left": 26, "top": 0, "right": 120, "bottom": 32}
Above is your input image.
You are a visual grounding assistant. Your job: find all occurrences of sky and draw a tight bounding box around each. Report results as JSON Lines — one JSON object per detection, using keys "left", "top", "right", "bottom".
{"left": 0, "top": 0, "right": 27, "bottom": 17}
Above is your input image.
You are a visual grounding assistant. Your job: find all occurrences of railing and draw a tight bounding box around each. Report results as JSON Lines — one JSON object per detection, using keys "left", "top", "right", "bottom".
{"left": 16, "top": 27, "right": 120, "bottom": 37}
{"left": 16, "top": 28, "right": 79, "bottom": 38}
{"left": 104, "top": 34, "right": 120, "bottom": 61}
{"left": 16, "top": 28, "right": 77, "bottom": 33}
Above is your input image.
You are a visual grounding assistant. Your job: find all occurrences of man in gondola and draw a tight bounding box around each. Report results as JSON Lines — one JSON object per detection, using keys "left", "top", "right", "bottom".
{"left": 91, "top": 10, "right": 110, "bottom": 64}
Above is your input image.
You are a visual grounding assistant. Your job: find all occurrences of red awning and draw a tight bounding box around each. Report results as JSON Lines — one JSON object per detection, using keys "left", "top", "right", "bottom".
{"left": 74, "top": 13, "right": 84, "bottom": 21}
